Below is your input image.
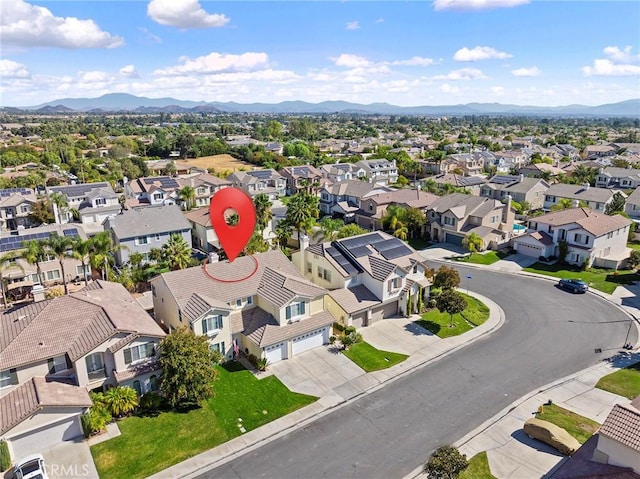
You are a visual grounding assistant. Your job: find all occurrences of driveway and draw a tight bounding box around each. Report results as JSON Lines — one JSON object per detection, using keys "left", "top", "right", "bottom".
{"left": 269, "top": 346, "right": 365, "bottom": 396}
{"left": 359, "top": 316, "right": 439, "bottom": 355}
{"left": 487, "top": 253, "right": 537, "bottom": 272}
{"left": 42, "top": 439, "right": 99, "bottom": 479}
{"left": 419, "top": 244, "right": 468, "bottom": 260}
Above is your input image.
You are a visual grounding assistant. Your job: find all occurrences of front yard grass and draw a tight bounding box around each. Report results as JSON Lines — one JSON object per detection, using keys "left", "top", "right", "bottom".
{"left": 523, "top": 262, "right": 640, "bottom": 294}
{"left": 416, "top": 293, "right": 490, "bottom": 339}
{"left": 342, "top": 341, "right": 408, "bottom": 372}
{"left": 91, "top": 362, "right": 316, "bottom": 479}
{"left": 595, "top": 361, "right": 640, "bottom": 399}
{"left": 535, "top": 404, "right": 600, "bottom": 444}
{"left": 453, "top": 251, "right": 507, "bottom": 265}
{"left": 628, "top": 242, "right": 640, "bottom": 251}
{"left": 460, "top": 452, "right": 496, "bottom": 479}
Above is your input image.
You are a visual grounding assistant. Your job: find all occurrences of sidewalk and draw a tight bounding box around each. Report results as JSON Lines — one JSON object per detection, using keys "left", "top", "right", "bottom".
{"left": 149, "top": 291, "right": 506, "bottom": 479}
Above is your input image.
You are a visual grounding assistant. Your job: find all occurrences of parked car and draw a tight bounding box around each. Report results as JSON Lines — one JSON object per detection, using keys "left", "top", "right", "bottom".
{"left": 13, "top": 454, "right": 48, "bottom": 479}
{"left": 523, "top": 418, "right": 581, "bottom": 456}
{"left": 558, "top": 278, "right": 588, "bottom": 294}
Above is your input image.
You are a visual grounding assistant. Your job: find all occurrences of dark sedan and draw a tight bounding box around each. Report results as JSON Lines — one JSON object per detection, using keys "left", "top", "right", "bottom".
{"left": 558, "top": 278, "right": 589, "bottom": 293}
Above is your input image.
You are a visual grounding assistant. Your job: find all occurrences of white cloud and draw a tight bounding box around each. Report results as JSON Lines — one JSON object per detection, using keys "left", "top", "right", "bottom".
{"left": 434, "top": 68, "right": 486, "bottom": 80}
{"left": 78, "top": 71, "right": 112, "bottom": 83}
{"left": 147, "top": 0, "right": 230, "bottom": 29}
{"left": 1, "top": 0, "right": 124, "bottom": 49}
{"left": 512, "top": 66, "right": 540, "bottom": 77}
{"left": 120, "top": 65, "right": 139, "bottom": 78}
{"left": 332, "top": 54, "right": 371, "bottom": 68}
{"left": 582, "top": 59, "right": 640, "bottom": 77}
{"left": 0, "top": 59, "right": 30, "bottom": 78}
{"left": 454, "top": 46, "right": 512, "bottom": 61}
{"left": 154, "top": 52, "right": 270, "bottom": 76}
{"left": 603, "top": 45, "right": 640, "bottom": 63}
{"left": 346, "top": 21, "right": 360, "bottom": 30}
{"left": 491, "top": 86, "right": 505, "bottom": 95}
{"left": 433, "top": 0, "right": 529, "bottom": 11}
{"left": 440, "top": 84, "right": 460, "bottom": 94}
{"left": 391, "top": 56, "right": 434, "bottom": 67}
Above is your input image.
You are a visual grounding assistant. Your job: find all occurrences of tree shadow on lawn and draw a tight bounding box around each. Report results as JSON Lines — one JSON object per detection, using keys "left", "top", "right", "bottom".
{"left": 416, "top": 320, "right": 440, "bottom": 335}
{"left": 405, "top": 321, "right": 435, "bottom": 336}
{"left": 605, "top": 272, "right": 640, "bottom": 285}
{"left": 221, "top": 361, "right": 246, "bottom": 373}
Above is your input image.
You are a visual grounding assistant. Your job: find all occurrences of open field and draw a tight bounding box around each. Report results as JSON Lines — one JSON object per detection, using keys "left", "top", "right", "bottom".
{"left": 177, "top": 154, "right": 257, "bottom": 172}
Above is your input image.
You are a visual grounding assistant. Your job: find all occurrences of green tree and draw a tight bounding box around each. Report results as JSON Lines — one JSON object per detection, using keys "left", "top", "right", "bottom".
{"left": 82, "top": 392, "right": 112, "bottom": 436}
{"left": 20, "top": 239, "right": 47, "bottom": 284}
{"left": 178, "top": 186, "right": 196, "bottom": 211}
{"left": 550, "top": 198, "right": 577, "bottom": 212}
{"left": 336, "top": 223, "right": 368, "bottom": 238}
{"left": 605, "top": 192, "right": 626, "bottom": 215}
{"left": 245, "top": 232, "right": 270, "bottom": 255}
{"left": 433, "top": 265, "right": 461, "bottom": 290}
{"left": 436, "top": 289, "right": 467, "bottom": 328}
{"left": 404, "top": 207, "right": 426, "bottom": 238}
{"left": 72, "top": 238, "right": 92, "bottom": 287}
{"left": 285, "top": 193, "right": 319, "bottom": 249}
{"left": 158, "top": 327, "right": 218, "bottom": 408}
{"left": 89, "top": 231, "right": 119, "bottom": 280}
{"left": 253, "top": 193, "right": 273, "bottom": 231}
{"left": 103, "top": 386, "right": 139, "bottom": 417}
{"left": 462, "top": 232, "right": 483, "bottom": 253}
{"left": 628, "top": 250, "right": 640, "bottom": 270}
{"left": 162, "top": 234, "right": 192, "bottom": 271}
{"left": 424, "top": 445, "right": 469, "bottom": 479}
{"left": 28, "top": 199, "right": 54, "bottom": 225}
{"left": 316, "top": 217, "right": 345, "bottom": 242}
{"left": 267, "top": 120, "right": 283, "bottom": 140}
{"left": 45, "top": 234, "right": 73, "bottom": 294}
{"left": 0, "top": 252, "right": 24, "bottom": 307}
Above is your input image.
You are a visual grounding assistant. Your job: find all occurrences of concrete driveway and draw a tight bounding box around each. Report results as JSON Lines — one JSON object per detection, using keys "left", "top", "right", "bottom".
{"left": 419, "top": 244, "right": 468, "bottom": 260}
{"left": 488, "top": 253, "right": 538, "bottom": 272}
{"left": 359, "top": 316, "right": 439, "bottom": 355}
{"left": 41, "top": 439, "right": 99, "bottom": 479}
{"left": 269, "top": 346, "right": 365, "bottom": 396}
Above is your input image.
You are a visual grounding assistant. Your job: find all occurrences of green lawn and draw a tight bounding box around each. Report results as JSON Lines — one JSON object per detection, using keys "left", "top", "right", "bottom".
{"left": 416, "top": 293, "right": 490, "bottom": 338}
{"left": 91, "top": 363, "right": 316, "bottom": 479}
{"left": 523, "top": 262, "right": 640, "bottom": 294}
{"left": 596, "top": 361, "right": 640, "bottom": 399}
{"left": 342, "top": 341, "right": 408, "bottom": 372}
{"left": 454, "top": 251, "right": 507, "bottom": 265}
{"left": 536, "top": 404, "right": 600, "bottom": 444}
{"left": 460, "top": 452, "right": 496, "bottom": 479}
{"left": 628, "top": 242, "right": 640, "bottom": 251}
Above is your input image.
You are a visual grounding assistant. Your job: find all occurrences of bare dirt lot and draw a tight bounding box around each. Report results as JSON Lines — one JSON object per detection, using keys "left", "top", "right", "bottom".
{"left": 176, "top": 154, "right": 258, "bottom": 172}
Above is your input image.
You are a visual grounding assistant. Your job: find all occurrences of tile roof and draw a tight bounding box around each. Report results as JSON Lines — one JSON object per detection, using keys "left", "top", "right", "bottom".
{"left": 182, "top": 293, "right": 233, "bottom": 323}
{"left": 241, "top": 308, "right": 334, "bottom": 348}
{"left": 532, "top": 208, "right": 630, "bottom": 236}
{"left": 329, "top": 285, "right": 381, "bottom": 314}
{"left": 528, "top": 231, "right": 554, "bottom": 246}
{"left": 113, "top": 360, "right": 160, "bottom": 382}
{"left": 599, "top": 404, "right": 640, "bottom": 451}
{"left": 109, "top": 204, "right": 191, "bottom": 239}
{"left": 324, "top": 179, "right": 390, "bottom": 198}
{"left": 0, "top": 377, "right": 92, "bottom": 435}
{"left": 428, "top": 193, "right": 502, "bottom": 219}
{"left": 546, "top": 183, "right": 615, "bottom": 203}
{"left": 183, "top": 207, "right": 212, "bottom": 227}
{"left": 0, "top": 280, "right": 165, "bottom": 370}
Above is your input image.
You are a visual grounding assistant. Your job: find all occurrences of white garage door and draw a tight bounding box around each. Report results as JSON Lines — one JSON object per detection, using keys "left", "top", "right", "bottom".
{"left": 265, "top": 342, "right": 287, "bottom": 363}
{"left": 516, "top": 242, "right": 542, "bottom": 257}
{"left": 10, "top": 416, "right": 83, "bottom": 459}
{"left": 292, "top": 328, "right": 327, "bottom": 355}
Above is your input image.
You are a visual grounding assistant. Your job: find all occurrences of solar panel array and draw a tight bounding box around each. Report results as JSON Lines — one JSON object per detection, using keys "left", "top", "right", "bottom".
{"left": 1, "top": 232, "right": 52, "bottom": 252}
{"left": 490, "top": 175, "right": 519, "bottom": 185}
{"left": 340, "top": 232, "right": 385, "bottom": 250}
{"left": 0, "top": 188, "right": 33, "bottom": 197}
{"left": 63, "top": 228, "right": 80, "bottom": 237}
{"left": 458, "top": 177, "right": 486, "bottom": 187}
{"left": 350, "top": 245, "right": 370, "bottom": 257}
{"left": 247, "top": 170, "right": 273, "bottom": 180}
{"left": 143, "top": 177, "right": 179, "bottom": 189}
{"left": 50, "top": 183, "right": 108, "bottom": 197}
{"left": 292, "top": 167, "right": 311, "bottom": 176}
{"left": 325, "top": 246, "right": 359, "bottom": 275}
{"left": 373, "top": 237, "right": 413, "bottom": 260}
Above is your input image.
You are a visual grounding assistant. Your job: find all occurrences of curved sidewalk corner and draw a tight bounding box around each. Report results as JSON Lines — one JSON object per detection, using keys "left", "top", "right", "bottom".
{"left": 148, "top": 291, "right": 505, "bottom": 479}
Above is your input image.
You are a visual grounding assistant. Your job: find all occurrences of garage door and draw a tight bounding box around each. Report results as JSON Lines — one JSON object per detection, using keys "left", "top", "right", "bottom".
{"left": 265, "top": 342, "right": 287, "bottom": 363}
{"left": 351, "top": 312, "right": 366, "bottom": 328}
{"left": 370, "top": 301, "right": 398, "bottom": 324}
{"left": 516, "top": 242, "right": 542, "bottom": 257}
{"left": 10, "top": 416, "right": 82, "bottom": 459}
{"left": 445, "top": 233, "right": 465, "bottom": 246}
{"left": 292, "top": 328, "right": 328, "bottom": 355}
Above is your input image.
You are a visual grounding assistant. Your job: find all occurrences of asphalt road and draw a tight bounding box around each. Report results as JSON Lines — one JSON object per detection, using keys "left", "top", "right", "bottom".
{"left": 199, "top": 265, "right": 637, "bottom": 479}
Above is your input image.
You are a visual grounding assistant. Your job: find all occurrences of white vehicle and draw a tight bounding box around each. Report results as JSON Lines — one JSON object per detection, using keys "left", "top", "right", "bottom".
{"left": 13, "top": 454, "right": 48, "bottom": 479}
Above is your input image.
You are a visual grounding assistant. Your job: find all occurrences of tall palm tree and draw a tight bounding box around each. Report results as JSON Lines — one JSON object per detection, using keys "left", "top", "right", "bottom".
{"left": 178, "top": 186, "right": 196, "bottom": 211}
{"left": 45, "top": 234, "right": 73, "bottom": 294}
{"left": 253, "top": 194, "right": 273, "bottom": 231}
{"left": 316, "top": 217, "right": 344, "bottom": 243}
{"left": 162, "top": 234, "right": 192, "bottom": 271}
{"left": 285, "top": 193, "right": 317, "bottom": 249}
{"left": 49, "top": 192, "right": 69, "bottom": 223}
{"left": 0, "top": 252, "right": 24, "bottom": 307}
{"left": 20, "top": 239, "right": 47, "bottom": 285}
{"left": 89, "top": 231, "right": 117, "bottom": 281}
{"left": 72, "top": 237, "right": 93, "bottom": 287}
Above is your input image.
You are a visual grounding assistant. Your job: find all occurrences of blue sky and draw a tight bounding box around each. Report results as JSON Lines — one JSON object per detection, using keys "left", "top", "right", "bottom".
{"left": 1, "top": 0, "right": 639, "bottom": 107}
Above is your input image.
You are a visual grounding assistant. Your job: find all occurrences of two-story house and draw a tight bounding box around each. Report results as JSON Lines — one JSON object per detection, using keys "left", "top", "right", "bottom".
{"left": 105, "top": 205, "right": 192, "bottom": 266}
{"left": 0, "top": 280, "right": 165, "bottom": 460}
{"left": 624, "top": 188, "right": 640, "bottom": 223}
{"left": 319, "top": 162, "right": 367, "bottom": 183}
{"left": 583, "top": 144, "right": 617, "bottom": 160}
{"left": 226, "top": 170, "right": 286, "bottom": 200}
{"left": 47, "top": 182, "right": 121, "bottom": 233}
{"left": 426, "top": 193, "right": 515, "bottom": 250}
{"left": 355, "top": 189, "right": 439, "bottom": 231}
{"left": 595, "top": 167, "right": 640, "bottom": 189}
{"left": 543, "top": 184, "right": 617, "bottom": 212}
{"left": 176, "top": 172, "right": 231, "bottom": 208}
{"left": 443, "top": 153, "right": 485, "bottom": 176}
{"left": 125, "top": 176, "right": 181, "bottom": 208}
{"left": 514, "top": 208, "right": 631, "bottom": 269}
{"left": 292, "top": 231, "right": 431, "bottom": 327}
{"left": 279, "top": 165, "right": 326, "bottom": 196}
{"left": 518, "top": 162, "right": 565, "bottom": 179}
{"left": 319, "top": 180, "right": 391, "bottom": 220}
{"left": 0, "top": 188, "right": 37, "bottom": 232}
{"left": 480, "top": 175, "right": 550, "bottom": 210}
{"left": 355, "top": 159, "right": 399, "bottom": 185}
{"left": 150, "top": 249, "right": 333, "bottom": 364}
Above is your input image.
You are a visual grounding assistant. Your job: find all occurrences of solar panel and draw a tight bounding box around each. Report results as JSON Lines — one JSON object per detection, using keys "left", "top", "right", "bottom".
{"left": 458, "top": 177, "right": 486, "bottom": 187}
{"left": 326, "top": 246, "right": 359, "bottom": 275}
{"left": 247, "top": 170, "right": 273, "bottom": 179}
{"left": 490, "top": 175, "right": 518, "bottom": 185}
{"left": 0, "top": 188, "right": 33, "bottom": 197}
{"left": 380, "top": 245, "right": 413, "bottom": 260}
{"left": 50, "top": 182, "right": 109, "bottom": 197}
{"left": 374, "top": 238, "right": 404, "bottom": 252}
{"left": 350, "top": 245, "right": 370, "bottom": 257}
{"left": 340, "top": 232, "right": 385, "bottom": 250}
{"left": 63, "top": 228, "right": 78, "bottom": 237}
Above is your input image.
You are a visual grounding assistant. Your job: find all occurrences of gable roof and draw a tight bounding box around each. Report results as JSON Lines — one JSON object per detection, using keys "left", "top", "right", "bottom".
{"left": 599, "top": 403, "right": 640, "bottom": 452}
{"left": 49, "top": 182, "right": 114, "bottom": 198}
{"left": 108, "top": 204, "right": 191, "bottom": 239}
{"left": 428, "top": 193, "right": 504, "bottom": 219}
{"left": 324, "top": 179, "right": 390, "bottom": 198}
{"left": 545, "top": 183, "right": 615, "bottom": 203}
{"left": 531, "top": 208, "right": 630, "bottom": 236}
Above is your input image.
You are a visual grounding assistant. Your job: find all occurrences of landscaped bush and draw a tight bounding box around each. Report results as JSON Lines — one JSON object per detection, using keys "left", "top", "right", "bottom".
{"left": 247, "top": 353, "right": 258, "bottom": 367}
{"left": 256, "top": 357, "right": 270, "bottom": 371}
{"left": 0, "top": 440, "right": 10, "bottom": 472}
{"left": 139, "top": 392, "right": 165, "bottom": 413}
{"left": 333, "top": 322, "right": 345, "bottom": 333}
{"left": 344, "top": 326, "right": 356, "bottom": 335}
{"left": 81, "top": 395, "right": 112, "bottom": 437}
{"left": 211, "top": 350, "right": 224, "bottom": 364}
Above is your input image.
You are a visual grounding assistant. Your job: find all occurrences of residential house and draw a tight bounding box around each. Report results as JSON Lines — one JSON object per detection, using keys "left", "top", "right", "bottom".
{"left": 47, "top": 182, "right": 121, "bottom": 234}
{"left": 226, "top": 169, "right": 286, "bottom": 200}
{"left": 595, "top": 167, "right": 640, "bottom": 189}
{"left": 518, "top": 163, "right": 565, "bottom": 178}
{"left": 0, "top": 280, "right": 165, "bottom": 460}
{"left": 292, "top": 231, "right": 431, "bottom": 327}
{"left": 426, "top": 193, "right": 515, "bottom": 250}
{"left": 124, "top": 176, "right": 180, "bottom": 208}
{"left": 265, "top": 142, "right": 284, "bottom": 155}
{"left": 443, "top": 153, "right": 485, "bottom": 176}
{"left": 355, "top": 189, "right": 439, "bottom": 231}
{"left": 150, "top": 249, "right": 333, "bottom": 364}
{"left": 480, "top": 175, "right": 550, "bottom": 210}
{"left": 624, "top": 187, "right": 640, "bottom": 222}
{"left": 319, "top": 162, "right": 367, "bottom": 183}
{"left": 279, "top": 165, "right": 326, "bottom": 195}
{"left": 176, "top": 172, "right": 231, "bottom": 208}
{"left": 491, "top": 150, "right": 530, "bottom": 172}
{"left": 514, "top": 208, "right": 631, "bottom": 269}
{"left": 583, "top": 144, "right": 617, "bottom": 160}
{"left": 543, "top": 184, "right": 617, "bottom": 212}
{"left": 355, "top": 159, "right": 399, "bottom": 185}
{"left": 105, "top": 205, "right": 192, "bottom": 266}
{"left": 555, "top": 144, "right": 580, "bottom": 160}
{"left": 425, "top": 173, "right": 486, "bottom": 195}
{"left": 0, "top": 188, "right": 37, "bottom": 232}
{"left": 319, "top": 180, "right": 391, "bottom": 220}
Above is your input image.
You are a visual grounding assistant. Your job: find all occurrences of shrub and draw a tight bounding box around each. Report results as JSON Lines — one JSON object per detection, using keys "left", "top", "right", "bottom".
{"left": 81, "top": 401, "right": 112, "bottom": 437}
{"left": 333, "top": 322, "right": 345, "bottom": 332}
{"left": 0, "top": 440, "right": 10, "bottom": 472}
{"left": 256, "top": 357, "right": 270, "bottom": 371}
{"left": 139, "top": 392, "right": 164, "bottom": 413}
{"left": 211, "top": 350, "right": 224, "bottom": 365}
{"left": 329, "top": 335, "right": 336, "bottom": 344}
{"left": 425, "top": 445, "right": 468, "bottom": 479}
{"left": 247, "top": 354, "right": 258, "bottom": 367}
{"left": 103, "top": 386, "right": 139, "bottom": 417}
{"left": 344, "top": 326, "right": 356, "bottom": 335}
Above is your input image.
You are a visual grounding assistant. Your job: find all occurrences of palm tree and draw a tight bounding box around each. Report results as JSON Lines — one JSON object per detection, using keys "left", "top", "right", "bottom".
{"left": 316, "top": 217, "right": 344, "bottom": 242}
{"left": 72, "top": 238, "right": 93, "bottom": 287}
{"left": 45, "top": 234, "right": 73, "bottom": 294}
{"left": 393, "top": 225, "right": 408, "bottom": 241}
{"left": 462, "top": 232, "right": 483, "bottom": 253}
{"left": 0, "top": 252, "right": 24, "bottom": 307}
{"left": 178, "top": 186, "right": 196, "bottom": 211}
{"left": 253, "top": 194, "right": 273, "bottom": 232}
{"left": 103, "top": 386, "right": 139, "bottom": 417}
{"left": 162, "top": 234, "right": 192, "bottom": 271}
{"left": 49, "top": 192, "right": 69, "bottom": 223}
{"left": 20, "top": 239, "right": 47, "bottom": 285}
{"left": 285, "top": 193, "right": 318, "bottom": 249}
{"left": 89, "top": 231, "right": 117, "bottom": 280}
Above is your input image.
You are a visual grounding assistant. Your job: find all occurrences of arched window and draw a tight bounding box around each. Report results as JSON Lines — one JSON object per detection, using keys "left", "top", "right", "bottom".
{"left": 132, "top": 380, "right": 142, "bottom": 396}
{"left": 149, "top": 375, "right": 158, "bottom": 391}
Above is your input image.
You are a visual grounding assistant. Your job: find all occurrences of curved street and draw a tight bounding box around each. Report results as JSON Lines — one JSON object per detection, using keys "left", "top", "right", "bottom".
{"left": 199, "top": 265, "right": 637, "bottom": 479}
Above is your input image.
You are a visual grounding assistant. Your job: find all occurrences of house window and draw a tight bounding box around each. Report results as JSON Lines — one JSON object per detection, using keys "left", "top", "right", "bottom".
{"left": 132, "top": 380, "right": 142, "bottom": 396}
{"left": 95, "top": 198, "right": 107, "bottom": 206}
{"left": 124, "top": 343, "right": 155, "bottom": 364}
{"left": 491, "top": 215, "right": 500, "bottom": 223}
{"left": 153, "top": 193, "right": 163, "bottom": 201}
{"left": 202, "top": 314, "right": 223, "bottom": 335}
{"left": 0, "top": 369, "right": 18, "bottom": 389}
{"left": 31, "top": 273, "right": 41, "bottom": 284}
{"left": 76, "top": 264, "right": 90, "bottom": 276}
{"left": 307, "top": 262, "right": 312, "bottom": 274}
{"left": 607, "top": 232, "right": 614, "bottom": 239}
{"left": 210, "top": 342, "right": 226, "bottom": 355}
{"left": 20, "top": 205, "right": 30, "bottom": 213}
{"left": 369, "top": 204, "right": 374, "bottom": 211}
{"left": 318, "top": 267, "right": 331, "bottom": 281}
{"left": 387, "top": 277, "right": 401, "bottom": 292}
{"left": 136, "top": 236, "right": 148, "bottom": 245}
{"left": 198, "top": 187, "right": 207, "bottom": 195}
{"left": 596, "top": 203, "right": 603, "bottom": 210}
{"left": 236, "top": 298, "right": 242, "bottom": 307}
{"left": 47, "top": 355, "right": 68, "bottom": 374}
{"left": 46, "top": 270, "right": 61, "bottom": 280}
{"left": 246, "top": 296, "right": 253, "bottom": 305}
{"left": 443, "top": 216, "right": 455, "bottom": 226}
{"left": 149, "top": 375, "right": 158, "bottom": 391}
{"left": 85, "top": 352, "right": 105, "bottom": 380}
{"left": 286, "top": 301, "right": 305, "bottom": 320}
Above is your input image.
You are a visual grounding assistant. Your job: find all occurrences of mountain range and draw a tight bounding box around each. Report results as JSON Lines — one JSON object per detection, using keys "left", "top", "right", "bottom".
{"left": 5, "top": 93, "right": 640, "bottom": 117}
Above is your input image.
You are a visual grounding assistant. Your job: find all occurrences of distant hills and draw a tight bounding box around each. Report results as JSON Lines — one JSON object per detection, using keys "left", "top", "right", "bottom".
{"left": 5, "top": 93, "right": 640, "bottom": 117}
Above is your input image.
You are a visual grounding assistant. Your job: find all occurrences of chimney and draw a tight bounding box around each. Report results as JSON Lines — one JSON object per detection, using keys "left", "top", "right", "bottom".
{"left": 573, "top": 199, "right": 580, "bottom": 208}
{"left": 208, "top": 252, "right": 219, "bottom": 264}
{"left": 519, "top": 174, "right": 524, "bottom": 183}
{"left": 503, "top": 194, "right": 512, "bottom": 223}
{"left": 583, "top": 183, "right": 590, "bottom": 191}
{"left": 32, "top": 284, "right": 46, "bottom": 303}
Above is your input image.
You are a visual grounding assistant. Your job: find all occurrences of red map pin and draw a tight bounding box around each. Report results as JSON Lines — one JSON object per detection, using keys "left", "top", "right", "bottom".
{"left": 209, "top": 187, "right": 257, "bottom": 262}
